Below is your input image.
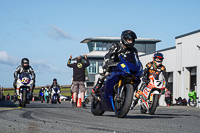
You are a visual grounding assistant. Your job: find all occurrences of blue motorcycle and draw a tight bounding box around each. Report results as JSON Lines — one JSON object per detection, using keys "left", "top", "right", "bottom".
{"left": 39, "top": 88, "right": 45, "bottom": 103}
{"left": 91, "top": 54, "right": 143, "bottom": 118}
{"left": 51, "top": 87, "right": 60, "bottom": 104}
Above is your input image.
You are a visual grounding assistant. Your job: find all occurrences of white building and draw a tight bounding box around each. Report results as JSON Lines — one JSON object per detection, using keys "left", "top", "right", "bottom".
{"left": 139, "top": 29, "right": 200, "bottom": 104}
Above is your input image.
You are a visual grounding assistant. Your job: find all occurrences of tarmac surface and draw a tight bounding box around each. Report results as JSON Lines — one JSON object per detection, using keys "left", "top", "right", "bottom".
{"left": 0, "top": 100, "right": 200, "bottom": 133}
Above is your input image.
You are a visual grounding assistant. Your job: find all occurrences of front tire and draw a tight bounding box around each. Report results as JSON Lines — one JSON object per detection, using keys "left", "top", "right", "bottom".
{"left": 91, "top": 98, "right": 105, "bottom": 116}
{"left": 114, "top": 84, "right": 134, "bottom": 118}
{"left": 21, "top": 89, "right": 27, "bottom": 107}
{"left": 41, "top": 97, "right": 43, "bottom": 103}
{"left": 47, "top": 96, "right": 49, "bottom": 103}
{"left": 149, "top": 94, "right": 159, "bottom": 115}
{"left": 85, "top": 98, "right": 89, "bottom": 104}
{"left": 140, "top": 105, "right": 147, "bottom": 114}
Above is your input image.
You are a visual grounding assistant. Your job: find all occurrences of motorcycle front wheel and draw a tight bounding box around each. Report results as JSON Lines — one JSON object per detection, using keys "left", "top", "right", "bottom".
{"left": 85, "top": 98, "right": 89, "bottom": 104}
{"left": 91, "top": 98, "right": 105, "bottom": 116}
{"left": 46, "top": 96, "right": 49, "bottom": 103}
{"left": 114, "top": 84, "right": 134, "bottom": 118}
{"left": 149, "top": 94, "right": 159, "bottom": 115}
{"left": 21, "top": 89, "right": 27, "bottom": 107}
{"left": 140, "top": 105, "right": 147, "bottom": 114}
{"left": 41, "top": 97, "right": 43, "bottom": 103}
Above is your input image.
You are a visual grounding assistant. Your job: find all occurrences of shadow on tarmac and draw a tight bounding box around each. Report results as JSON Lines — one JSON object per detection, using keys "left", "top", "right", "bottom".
{"left": 0, "top": 100, "right": 18, "bottom": 107}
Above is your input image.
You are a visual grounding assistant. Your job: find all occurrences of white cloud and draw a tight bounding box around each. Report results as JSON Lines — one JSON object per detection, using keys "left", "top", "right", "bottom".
{"left": 31, "top": 60, "right": 66, "bottom": 73}
{"left": 0, "top": 51, "right": 65, "bottom": 73}
{"left": 0, "top": 51, "right": 18, "bottom": 66}
{"left": 47, "top": 24, "right": 73, "bottom": 40}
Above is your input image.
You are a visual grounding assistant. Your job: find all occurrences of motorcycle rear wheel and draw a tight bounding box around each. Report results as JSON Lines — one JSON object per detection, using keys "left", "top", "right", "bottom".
{"left": 91, "top": 98, "right": 105, "bottom": 116}
{"left": 149, "top": 94, "right": 159, "bottom": 115}
{"left": 114, "top": 84, "right": 134, "bottom": 118}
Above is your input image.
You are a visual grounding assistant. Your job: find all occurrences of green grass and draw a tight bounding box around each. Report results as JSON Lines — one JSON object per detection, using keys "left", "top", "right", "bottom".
{"left": 3, "top": 87, "right": 71, "bottom": 96}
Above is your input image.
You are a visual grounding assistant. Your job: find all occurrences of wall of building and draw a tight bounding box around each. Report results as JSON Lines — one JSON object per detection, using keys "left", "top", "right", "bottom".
{"left": 175, "top": 31, "right": 200, "bottom": 102}
{"left": 139, "top": 31, "right": 200, "bottom": 105}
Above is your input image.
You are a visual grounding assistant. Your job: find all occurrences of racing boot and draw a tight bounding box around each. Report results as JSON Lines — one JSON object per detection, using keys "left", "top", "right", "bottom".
{"left": 130, "top": 96, "right": 139, "bottom": 110}
{"left": 91, "top": 82, "right": 102, "bottom": 101}
{"left": 71, "top": 101, "right": 76, "bottom": 108}
{"left": 135, "top": 90, "right": 143, "bottom": 99}
{"left": 81, "top": 102, "right": 87, "bottom": 109}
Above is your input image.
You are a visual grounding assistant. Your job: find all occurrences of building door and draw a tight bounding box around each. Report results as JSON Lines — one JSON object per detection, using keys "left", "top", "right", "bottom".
{"left": 190, "top": 67, "right": 197, "bottom": 92}
{"left": 167, "top": 72, "right": 173, "bottom": 96}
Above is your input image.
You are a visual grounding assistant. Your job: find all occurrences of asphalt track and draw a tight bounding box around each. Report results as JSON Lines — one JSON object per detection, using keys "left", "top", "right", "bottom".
{"left": 0, "top": 100, "right": 200, "bottom": 133}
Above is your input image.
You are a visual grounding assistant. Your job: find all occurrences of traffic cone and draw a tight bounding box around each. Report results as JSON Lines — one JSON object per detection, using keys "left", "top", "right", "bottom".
{"left": 76, "top": 91, "right": 81, "bottom": 107}
{"left": 32, "top": 96, "right": 34, "bottom": 101}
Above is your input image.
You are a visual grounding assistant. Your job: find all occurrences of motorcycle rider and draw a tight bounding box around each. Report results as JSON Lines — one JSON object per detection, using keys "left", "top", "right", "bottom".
{"left": 13, "top": 58, "right": 35, "bottom": 100}
{"left": 44, "top": 85, "right": 50, "bottom": 102}
{"left": 135, "top": 52, "right": 169, "bottom": 103}
{"left": 50, "top": 78, "right": 61, "bottom": 104}
{"left": 92, "top": 30, "right": 140, "bottom": 100}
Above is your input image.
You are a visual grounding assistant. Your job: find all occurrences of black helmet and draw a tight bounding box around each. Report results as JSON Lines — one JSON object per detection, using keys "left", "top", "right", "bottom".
{"left": 121, "top": 30, "right": 137, "bottom": 49}
{"left": 53, "top": 78, "right": 57, "bottom": 82}
{"left": 21, "top": 58, "right": 29, "bottom": 69}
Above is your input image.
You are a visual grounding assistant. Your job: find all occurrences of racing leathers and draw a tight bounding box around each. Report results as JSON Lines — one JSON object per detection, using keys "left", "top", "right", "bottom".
{"left": 13, "top": 65, "right": 35, "bottom": 98}
{"left": 50, "top": 83, "right": 61, "bottom": 103}
{"left": 93, "top": 42, "right": 140, "bottom": 92}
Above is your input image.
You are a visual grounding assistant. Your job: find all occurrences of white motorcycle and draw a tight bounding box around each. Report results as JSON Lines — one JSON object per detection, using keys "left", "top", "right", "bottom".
{"left": 139, "top": 74, "right": 166, "bottom": 115}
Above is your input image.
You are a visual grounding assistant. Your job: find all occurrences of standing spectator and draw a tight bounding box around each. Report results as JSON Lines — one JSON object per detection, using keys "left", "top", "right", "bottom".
{"left": 67, "top": 54, "right": 90, "bottom": 108}
{"left": 164, "top": 88, "right": 171, "bottom": 106}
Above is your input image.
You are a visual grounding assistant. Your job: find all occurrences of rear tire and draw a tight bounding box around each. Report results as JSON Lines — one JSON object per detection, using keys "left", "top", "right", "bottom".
{"left": 91, "top": 98, "right": 104, "bottom": 116}
{"left": 149, "top": 94, "right": 159, "bottom": 115}
{"left": 114, "top": 84, "right": 134, "bottom": 118}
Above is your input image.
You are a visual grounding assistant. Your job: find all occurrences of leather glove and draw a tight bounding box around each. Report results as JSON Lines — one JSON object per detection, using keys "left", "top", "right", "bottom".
{"left": 142, "top": 77, "right": 149, "bottom": 84}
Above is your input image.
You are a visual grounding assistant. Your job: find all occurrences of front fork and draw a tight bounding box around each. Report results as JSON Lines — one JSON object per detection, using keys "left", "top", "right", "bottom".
{"left": 116, "top": 78, "right": 134, "bottom": 99}
{"left": 19, "top": 88, "right": 29, "bottom": 100}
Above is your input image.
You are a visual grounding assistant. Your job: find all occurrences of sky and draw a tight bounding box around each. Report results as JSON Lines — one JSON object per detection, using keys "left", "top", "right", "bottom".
{"left": 0, "top": 0, "right": 200, "bottom": 87}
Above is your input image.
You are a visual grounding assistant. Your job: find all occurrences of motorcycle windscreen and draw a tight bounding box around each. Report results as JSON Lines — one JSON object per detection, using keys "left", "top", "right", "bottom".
{"left": 121, "top": 53, "right": 143, "bottom": 76}
{"left": 151, "top": 73, "right": 166, "bottom": 88}
{"left": 20, "top": 72, "right": 31, "bottom": 79}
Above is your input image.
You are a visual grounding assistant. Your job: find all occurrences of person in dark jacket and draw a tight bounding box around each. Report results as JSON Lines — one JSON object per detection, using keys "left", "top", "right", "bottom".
{"left": 67, "top": 54, "right": 90, "bottom": 108}
{"left": 92, "top": 30, "right": 140, "bottom": 100}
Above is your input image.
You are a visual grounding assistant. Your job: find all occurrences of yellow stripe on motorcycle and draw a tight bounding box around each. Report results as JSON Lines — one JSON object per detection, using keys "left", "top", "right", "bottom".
{"left": 150, "top": 94, "right": 153, "bottom": 101}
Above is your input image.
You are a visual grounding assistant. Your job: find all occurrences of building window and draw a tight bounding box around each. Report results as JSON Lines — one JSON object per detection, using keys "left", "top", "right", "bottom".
{"left": 91, "top": 42, "right": 112, "bottom": 51}
{"left": 87, "top": 61, "right": 103, "bottom": 74}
